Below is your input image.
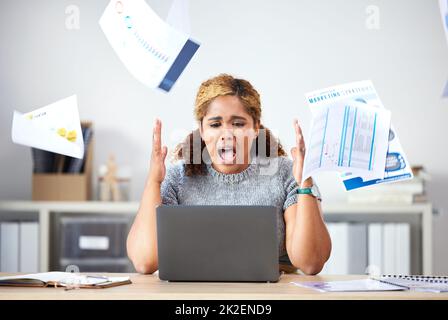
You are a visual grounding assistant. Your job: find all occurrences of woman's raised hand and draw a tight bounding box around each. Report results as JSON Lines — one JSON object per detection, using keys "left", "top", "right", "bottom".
{"left": 148, "top": 119, "right": 168, "bottom": 185}
{"left": 290, "top": 119, "right": 307, "bottom": 186}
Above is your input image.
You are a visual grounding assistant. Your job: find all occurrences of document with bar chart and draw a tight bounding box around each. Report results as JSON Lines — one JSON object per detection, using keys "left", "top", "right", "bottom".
{"left": 303, "top": 80, "right": 413, "bottom": 191}
{"left": 302, "top": 83, "right": 391, "bottom": 184}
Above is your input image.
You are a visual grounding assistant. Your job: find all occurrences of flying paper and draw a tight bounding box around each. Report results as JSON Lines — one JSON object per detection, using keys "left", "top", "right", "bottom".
{"left": 303, "top": 80, "right": 413, "bottom": 191}
{"left": 99, "top": 0, "right": 200, "bottom": 92}
{"left": 166, "top": 0, "right": 191, "bottom": 34}
{"left": 11, "top": 95, "right": 84, "bottom": 159}
{"left": 439, "top": 0, "right": 448, "bottom": 45}
{"left": 439, "top": 0, "right": 448, "bottom": 98}
{"left": 302, "top": 99, "right": 391, "bottom": 182}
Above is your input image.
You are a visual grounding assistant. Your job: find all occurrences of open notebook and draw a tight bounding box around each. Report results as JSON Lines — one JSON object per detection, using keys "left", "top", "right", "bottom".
{"left": 0, "top": 272, "right": 131, "bottom": 289}
{"left": 292, "top": 275, "right": 448, "bottom": 293}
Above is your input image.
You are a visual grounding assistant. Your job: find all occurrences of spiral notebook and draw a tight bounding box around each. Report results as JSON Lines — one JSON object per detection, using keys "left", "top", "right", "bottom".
{"left": 377, "top": 275, "right": 448, "bottom": 293}
{"left": 292, "top": 275, "right": 448, "bottom": 293}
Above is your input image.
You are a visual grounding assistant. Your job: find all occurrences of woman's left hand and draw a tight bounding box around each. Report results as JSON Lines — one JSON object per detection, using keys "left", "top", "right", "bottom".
{"left": 291, "top": 119, "right": 312, "bottom": 188}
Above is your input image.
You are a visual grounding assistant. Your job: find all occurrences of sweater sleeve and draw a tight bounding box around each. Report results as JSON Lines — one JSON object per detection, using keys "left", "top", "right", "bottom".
{"left": 279, "top": 157, "right": 299, "bottom": 211}
{"left": 160, "top": 163, "right": 182, "bottom": 205}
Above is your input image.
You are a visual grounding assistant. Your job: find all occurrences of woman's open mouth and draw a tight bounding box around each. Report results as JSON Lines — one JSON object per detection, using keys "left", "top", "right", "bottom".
{"left": 217, "top": 146, "right": 236, "bottom": 163}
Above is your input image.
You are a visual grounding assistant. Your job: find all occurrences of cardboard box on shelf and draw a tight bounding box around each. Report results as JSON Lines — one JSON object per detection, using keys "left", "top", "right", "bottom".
{"left": 32, "top": 122, "right": 94, "bottom": 201}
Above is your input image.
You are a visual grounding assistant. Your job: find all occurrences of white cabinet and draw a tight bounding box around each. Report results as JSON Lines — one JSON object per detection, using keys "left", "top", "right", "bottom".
{"left": 322, "top": 203, "right": 432, "bottom": 275}
{"left": 0, "top": 201, "right": 433, "bottom": 274}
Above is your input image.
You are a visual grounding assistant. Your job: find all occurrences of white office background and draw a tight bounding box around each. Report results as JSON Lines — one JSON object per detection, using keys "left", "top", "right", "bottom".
{"left": 0, "top": 0, "right": 447, "bottom": 274}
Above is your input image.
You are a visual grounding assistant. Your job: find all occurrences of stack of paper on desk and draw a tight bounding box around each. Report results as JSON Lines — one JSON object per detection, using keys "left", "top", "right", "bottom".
{"left": 0, "top": 272, "right": 131, "bottom": 289}
{"left": 11, "top": 95, "right": 84, "bottom": 159}
{"left": 302, "top": 80, "right": 413, "bottom": 191}
{"left": 291, "top": 279, "right": 405, "bottom": 292}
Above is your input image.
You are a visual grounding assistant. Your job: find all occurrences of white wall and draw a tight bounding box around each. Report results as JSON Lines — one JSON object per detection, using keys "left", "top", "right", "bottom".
{"left": 1, "top": 0, "right": 447, "bottom": 273}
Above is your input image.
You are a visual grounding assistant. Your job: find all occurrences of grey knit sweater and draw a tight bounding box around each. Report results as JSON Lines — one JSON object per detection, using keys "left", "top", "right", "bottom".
{"left": 160, "top": 156, "right": 300, "bottom": 263}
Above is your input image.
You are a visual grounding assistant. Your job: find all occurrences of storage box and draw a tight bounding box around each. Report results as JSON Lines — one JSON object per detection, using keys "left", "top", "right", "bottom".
{"left": 53, "top": 214, "right": 132, "bottom": 273}
{"left": 58, "top": 215, "right": 129, "bottom": 259}
{"left": 32, "top": 122, "right": 94, "bottom": 201}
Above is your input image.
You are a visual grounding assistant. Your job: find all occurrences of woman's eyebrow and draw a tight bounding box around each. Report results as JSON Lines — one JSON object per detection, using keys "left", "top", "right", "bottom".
{"left": 206, "top": 115, "right": 247, "bottom": 122}
{"left": 230, "top": 115, "right": 247, "bottom": 121}
{"left": 207, "top": 116, "right": 222, "bottom": 121}
{"left": 207, "top": 115, "right": 247, "bottom": 122}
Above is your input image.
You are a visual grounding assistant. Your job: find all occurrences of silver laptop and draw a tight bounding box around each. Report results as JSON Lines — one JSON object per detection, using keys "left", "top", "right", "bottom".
{"left": 156, "top": 205, "right": 280, "bottom": 282}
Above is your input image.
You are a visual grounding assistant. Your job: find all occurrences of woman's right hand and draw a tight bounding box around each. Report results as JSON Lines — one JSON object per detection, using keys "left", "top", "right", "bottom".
{"left": 148, "top": 118, "right": 168, "bottom": 185}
